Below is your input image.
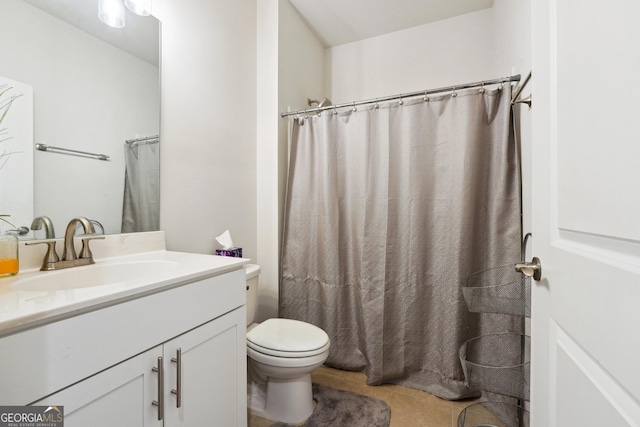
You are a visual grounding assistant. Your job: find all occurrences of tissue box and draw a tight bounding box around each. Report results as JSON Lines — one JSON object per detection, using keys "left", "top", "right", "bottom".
{"left": 215, "top": 247, "right": 243, "bottom": 258}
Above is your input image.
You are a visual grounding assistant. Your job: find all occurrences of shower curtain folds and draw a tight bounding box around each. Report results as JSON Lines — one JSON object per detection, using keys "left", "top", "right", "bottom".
{"left": 280, "top": 86, "right": 521, "bottom": 400}
{"left": 121, "top": 139, "right": 160, "bottom": 233}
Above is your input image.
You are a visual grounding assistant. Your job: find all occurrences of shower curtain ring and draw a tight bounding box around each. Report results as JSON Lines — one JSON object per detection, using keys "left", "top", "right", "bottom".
{"left": 398, "top": 94, "right": 404, "bottom": 105}
{"left": 423, "top": 90, "right": 430, "bottom": 102}
{"left": 352, "top": 102, "right": 357, "bottom": 112}
{"left": 374, "top": 99, "right": 379, "bottom": 109}
{"left": 333, "top": 106, "right": 338, "bottom": 115}
{"left": 479, "top": 82, "right": 485, "bottom": 94}
{"left": 316, "top": 107, "right": 321, "bottom": 116}
{"left": 498, "top": 81, "right": 504, "bottom": 91}
{"left": 452, "top": 87, "right": 457, "bottom": 98}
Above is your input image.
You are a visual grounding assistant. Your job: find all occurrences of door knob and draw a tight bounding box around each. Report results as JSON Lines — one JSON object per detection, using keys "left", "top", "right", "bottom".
{"left": 515, "top": 257, "right": 542, "bottom": 281}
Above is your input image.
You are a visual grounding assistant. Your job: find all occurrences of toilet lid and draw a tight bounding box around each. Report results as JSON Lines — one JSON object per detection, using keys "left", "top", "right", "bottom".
{"left": 247, "top": 318, "right": 330, "bottom": 356}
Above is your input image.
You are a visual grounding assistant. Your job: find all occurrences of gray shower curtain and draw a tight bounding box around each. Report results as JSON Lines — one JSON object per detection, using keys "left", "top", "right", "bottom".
{"left": 280, "top": 86, "right": 521, "bottom": 400}
{"left": 121, "top": 141, "right": 160, "bottom": 233}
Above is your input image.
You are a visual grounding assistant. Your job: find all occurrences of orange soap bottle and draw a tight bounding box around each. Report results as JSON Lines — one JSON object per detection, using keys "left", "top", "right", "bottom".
{"left": 0, "top": 234, "right": 19, "bottom": 277}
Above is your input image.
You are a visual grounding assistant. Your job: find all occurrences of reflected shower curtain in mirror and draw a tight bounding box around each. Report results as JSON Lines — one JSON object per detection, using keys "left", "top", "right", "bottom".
{"left": 121, "top": 140, "right": 159, "bottom": 232}
{"left": 280, "top": 87, "right": 521, "bottom": 399}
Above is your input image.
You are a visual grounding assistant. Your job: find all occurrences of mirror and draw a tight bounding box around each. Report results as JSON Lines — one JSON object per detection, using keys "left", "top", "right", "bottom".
{"left": 0, "top": 0, "right": 160, "bottom": 238}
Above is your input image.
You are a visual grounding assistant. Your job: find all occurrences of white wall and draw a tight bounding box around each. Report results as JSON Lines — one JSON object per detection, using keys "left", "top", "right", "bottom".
{"left": 326, "top": 1, "right": 530, "bottom": 102}
{"left": 491, "top": 0, "right": 533, "bottom": 240}
{"left": 0, "top": 1, "right": 159, "bottom": 237}
{"left": 256, "top": 0, "right": 325, "bottom": 321}
{"left": 326, "top": 10, "right": 494, "bottom": 101}
{"left": 256, "top": 0, "right": 280, "bottom": 321}
{"left": 153, "top": 0, "right": 257, "bottom": 257}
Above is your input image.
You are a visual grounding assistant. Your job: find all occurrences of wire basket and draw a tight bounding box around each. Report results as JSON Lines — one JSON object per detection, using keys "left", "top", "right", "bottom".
{"left": 457, "top": 401, "right": 529, "bottom": 427}
{"left": 462, "top": 264, "right": 531, "bottom": 317}
{"left": 459, "top": 333, "right": 530, "bottom": 400}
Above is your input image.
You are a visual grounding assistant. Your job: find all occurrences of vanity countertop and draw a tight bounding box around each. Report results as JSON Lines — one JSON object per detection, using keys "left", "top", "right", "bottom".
{"left": 0, "top": 232, "right": 248, "bottom": 337}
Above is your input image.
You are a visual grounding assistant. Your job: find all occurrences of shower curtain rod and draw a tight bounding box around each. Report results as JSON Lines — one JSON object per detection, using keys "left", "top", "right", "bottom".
{"left": 125, "top": 135, "right": 159, "bottom": 145}
{"left": 281, "top": 74, "right": 521, "bottom": 117}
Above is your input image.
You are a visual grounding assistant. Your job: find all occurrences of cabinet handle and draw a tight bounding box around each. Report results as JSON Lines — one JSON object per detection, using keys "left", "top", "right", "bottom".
{"left": 171, "top": 348, "right": 182, "bottom": 408}
{"left": 151, "top": 356, "right": 164, "bottom": 420}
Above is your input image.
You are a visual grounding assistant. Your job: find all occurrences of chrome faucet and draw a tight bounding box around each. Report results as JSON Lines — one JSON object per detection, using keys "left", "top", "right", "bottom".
{"left": 63, "top": 217, "right": 96, "bottom": 261}
{"left": 26, "top": 216, "right": 105, "bottom": 271}
{"left": 31, "top": 216, "right": 56, "bottom": 239}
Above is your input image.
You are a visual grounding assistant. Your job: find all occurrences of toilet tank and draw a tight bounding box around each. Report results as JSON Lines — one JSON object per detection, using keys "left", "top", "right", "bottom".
{"left": 244, "top": 264, "right": 261, "bottom": 325}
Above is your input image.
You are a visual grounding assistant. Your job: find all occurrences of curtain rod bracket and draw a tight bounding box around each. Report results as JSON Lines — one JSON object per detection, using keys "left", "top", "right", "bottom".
{"left": 511, "top": 71, "right": 532, "bottom": 103}
{"left": 512, "top": 94, "right": 532, "bottom": 107}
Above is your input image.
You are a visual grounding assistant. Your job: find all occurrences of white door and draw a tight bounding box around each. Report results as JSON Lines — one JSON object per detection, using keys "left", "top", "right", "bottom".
{"left": 531, "top": 1, "right": 640, "bottom": 426}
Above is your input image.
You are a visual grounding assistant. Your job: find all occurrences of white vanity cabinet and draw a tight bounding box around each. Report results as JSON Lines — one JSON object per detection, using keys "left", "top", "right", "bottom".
{"left": 35, "top": 308, "right": 245, "bottom": 427}
{"left": 0, "top": 266, "right": 247, "bottom": 427}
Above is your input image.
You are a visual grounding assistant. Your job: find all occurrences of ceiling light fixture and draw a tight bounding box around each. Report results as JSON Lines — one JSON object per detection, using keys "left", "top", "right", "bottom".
{"left": 125, "top": 0, "right": 152, "bottom": 16}
{"left": 98, "top": 0, "right": 126, "bottom": 28}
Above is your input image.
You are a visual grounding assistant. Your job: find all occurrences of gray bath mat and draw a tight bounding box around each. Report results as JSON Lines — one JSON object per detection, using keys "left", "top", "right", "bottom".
{"left": 270, "top": 383, "right": 391, "bottom": 427}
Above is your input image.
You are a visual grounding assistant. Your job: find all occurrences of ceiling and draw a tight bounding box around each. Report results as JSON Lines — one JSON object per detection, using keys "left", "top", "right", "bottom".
{"left": 22, "top": 0, "right": 159, "bottom": 66}
{"left": 20, "top": 0, "right": 494, "bottom": 64}
{"left": 288, "top": 0, "right": 494, "bottom": 47}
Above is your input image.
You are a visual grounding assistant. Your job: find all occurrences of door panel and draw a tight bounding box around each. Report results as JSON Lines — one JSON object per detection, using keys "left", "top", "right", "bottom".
{"left": 531, "top": 0, "right": 640, "bottom": 425}
{"left": 551, "top": 322, "right": 639, "bottom": 426}
{"left": 555, "top": 0, "right": 640, "bottom": 240}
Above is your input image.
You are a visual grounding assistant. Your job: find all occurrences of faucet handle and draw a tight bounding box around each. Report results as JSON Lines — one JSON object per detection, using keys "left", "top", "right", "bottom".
{"left": 25, "top": 240, "right": 60, "bottom": 270}
{"left": 79, "top": 236, "right": 105, "bottom": 259}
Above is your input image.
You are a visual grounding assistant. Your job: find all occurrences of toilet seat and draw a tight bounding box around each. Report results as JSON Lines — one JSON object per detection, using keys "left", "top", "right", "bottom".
{"left": 247, "top": 345, "right": 330, "bottom": 369}
{"left": 247, "top": 318, "right": 330, "bottom": 358}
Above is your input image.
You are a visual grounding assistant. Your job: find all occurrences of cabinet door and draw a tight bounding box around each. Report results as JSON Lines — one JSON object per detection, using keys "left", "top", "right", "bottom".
{"left": 34, "top": 346, "right": 164, "bottom": 427}
{"left": 163, "top": 308, "right": 246, "bottom": 427}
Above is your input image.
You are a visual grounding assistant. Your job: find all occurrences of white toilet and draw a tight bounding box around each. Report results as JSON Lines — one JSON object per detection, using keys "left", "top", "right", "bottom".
{"left": 244, "top": 264, "right": 330, "bottom": 424}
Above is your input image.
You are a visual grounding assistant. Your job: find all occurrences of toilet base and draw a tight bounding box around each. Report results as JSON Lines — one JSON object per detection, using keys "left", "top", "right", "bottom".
{"left": 248, "top": 373, "right": 314, "bottom": 424}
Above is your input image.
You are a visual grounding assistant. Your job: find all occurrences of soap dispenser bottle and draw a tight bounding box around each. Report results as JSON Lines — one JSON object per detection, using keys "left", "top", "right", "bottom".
{"left": 0, "top": 232, "right": 19, "bottom": 277}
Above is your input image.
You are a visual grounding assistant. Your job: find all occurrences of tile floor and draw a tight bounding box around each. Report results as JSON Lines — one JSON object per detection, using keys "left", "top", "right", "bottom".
{"left": 248, "top": 366, "right": 478, "bottom": 427}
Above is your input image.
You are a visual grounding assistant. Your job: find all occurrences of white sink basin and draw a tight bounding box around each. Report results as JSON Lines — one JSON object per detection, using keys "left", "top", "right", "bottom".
{"left": 11, "top": 260, "right": 180, "bottom": 292}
